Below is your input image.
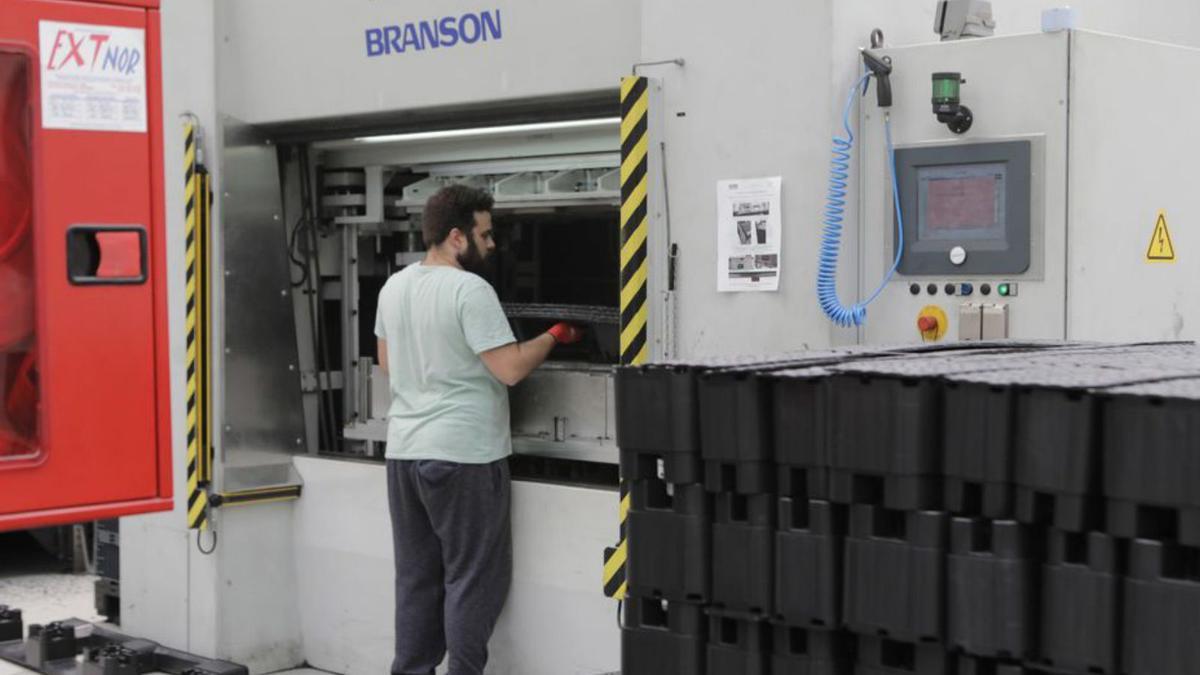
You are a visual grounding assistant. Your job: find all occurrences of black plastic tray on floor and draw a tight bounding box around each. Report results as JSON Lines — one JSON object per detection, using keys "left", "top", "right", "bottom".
{"left": 711, "top": 492, "right": 775, "bottom": 617}
{"left": 1034, "top": 530, "right": 1122, "bottom": 675}
{"left": 621, "top": 597, "right": 706, "bottom": 675}
{"left": 1123, "top": 539, "right": 1200, "bottom": 675}
{"left": 843, "top": 506, "right": 947, "bottom": 643}
{"left": 627, "top": 479, "right": 711, "bottom": 603}
{"left": 946, "top": 518, "right": 1037, "bottom": 660}
{"left": 775, "top": 499, "right": 845, "bottom": 629}
{"left": 0, "top": 617, "right": 247, "bottom": 675}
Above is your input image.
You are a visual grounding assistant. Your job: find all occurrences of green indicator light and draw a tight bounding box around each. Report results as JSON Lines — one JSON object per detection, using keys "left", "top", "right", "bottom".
{"left": 931, "top": 72, "right": 961, "bottom": 104}
{"left": 998, "top": 283, "right": 1010, "bottom": 296}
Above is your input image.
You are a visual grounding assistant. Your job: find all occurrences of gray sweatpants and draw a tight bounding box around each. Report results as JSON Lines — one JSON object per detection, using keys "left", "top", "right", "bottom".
{"left": 387, "top": 458, "right": 512, "bottom": 675}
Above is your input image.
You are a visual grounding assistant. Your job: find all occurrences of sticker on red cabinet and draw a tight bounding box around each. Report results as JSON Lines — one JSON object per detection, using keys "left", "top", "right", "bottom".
{"left": 38, "top": 21, "right": 146, "bottom": 133}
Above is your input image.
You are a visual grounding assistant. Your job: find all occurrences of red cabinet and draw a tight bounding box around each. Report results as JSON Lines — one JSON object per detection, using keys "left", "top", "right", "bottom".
{"left": 0, "top": 0, "right": 171, "bottom": 530}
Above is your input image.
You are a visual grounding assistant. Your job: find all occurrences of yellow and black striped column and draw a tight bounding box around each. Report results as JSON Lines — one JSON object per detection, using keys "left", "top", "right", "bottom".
{"left": 184, "top": 120, "right": 209, "bottom": 531}
{"left": 604, "top": 76, "right": 651, "bottom": 601}
{"left": 619, "top": 75, "right": 650, "bottom": 367}
{"left": 602, "top": 481, "right": 631, "bottom": 599}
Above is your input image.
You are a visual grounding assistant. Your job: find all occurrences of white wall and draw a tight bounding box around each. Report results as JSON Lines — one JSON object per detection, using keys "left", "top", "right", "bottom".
{"left": 641, "top": 0, "right": 836, "bottom": 358}
{"left": 120, "top": 0, "right": 221, "bottom": 657}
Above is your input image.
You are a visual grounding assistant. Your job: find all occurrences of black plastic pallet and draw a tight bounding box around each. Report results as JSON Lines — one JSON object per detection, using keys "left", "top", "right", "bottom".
{"left": 616, "top": 365, "right": 704, "bottom": 484}
{"left": 826, "top": 375, "right": 943, "bottom": 511}
{"left": 771, "top": 369, "right": 832, "bottom": 500}
{"left": 1104, "top": 379, "right": 1200, "bottom": 546}
{"left": 0, "top": 607, "right": 20, "bottom": 643}
{"left": 706, "top": 612, "right": 770, "bottom": 675}
{"left": 957, "top": 655, "right": 1054, "bottom": 675}
{"left": 1013, "top": 387, "right": 1102, "bottom": 532}
{"left": 1123, "top": 539, "right": 1200, "bottom": 675}
{"left": 699, "top": 369, "right": 776, "bottom": 494}
{"left": 627, "top": 479, "right": 711, "bottom": 603}
{"left": 946, "top": 518, "right": 1037, "bottom": 659}
{"left": 775, "top": 499, "right": 845, "bottom": 629}
{"left": 621, "top": 597, "right": 706, "bottom": 675}
{"left": 770, "top": 626, "right": 853, "bottom": 675}
{"left": 943, "top": 381, "right": 1016, "bottom": 518}
{"left": 1034, "top": 530, "right": 1122, "bottom": 675}
{"left": 843, "top": 506, "right": 947, "bottom": 643}
{"left": 854, "top": 636, "right": 952, "bottom": 675}
{"left": 711, "top": 492, "right": 775, "bottom": 617}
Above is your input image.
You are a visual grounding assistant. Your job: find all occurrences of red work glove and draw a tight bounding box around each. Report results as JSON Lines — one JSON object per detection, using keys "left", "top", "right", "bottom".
{"left": 547, "top": 322, "right": 585, "bottom": 345}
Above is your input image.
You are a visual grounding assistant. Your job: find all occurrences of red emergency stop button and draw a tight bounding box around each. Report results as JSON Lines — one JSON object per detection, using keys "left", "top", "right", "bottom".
{"left": 917, "top": 315, "right": 939, "bottom": 333}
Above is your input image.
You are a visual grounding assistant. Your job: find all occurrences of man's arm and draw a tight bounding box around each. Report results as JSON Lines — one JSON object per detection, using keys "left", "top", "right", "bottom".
{"left": 479, "top": 323, "right": 583, "bottom": 387}
{"left": 479, "top": 333, "right": 555, "bottom": 387}
{"left": 377, "top": 339, "right": 389, "bottom": 375}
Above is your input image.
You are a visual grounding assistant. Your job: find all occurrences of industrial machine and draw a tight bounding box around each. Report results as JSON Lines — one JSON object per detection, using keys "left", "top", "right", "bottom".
{"left": 0, "top": 0, "right": 173, "bottom": 531}
{"left": 4, "top": 1, "right": 1200, "bottom": 674}
{"left": 827, "top": 27, "right": 1199, "bottom": 346}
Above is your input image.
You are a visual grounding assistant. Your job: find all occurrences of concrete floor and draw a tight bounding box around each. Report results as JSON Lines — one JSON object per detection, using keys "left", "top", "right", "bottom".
{"left": 0, "top": 531, "right": 329, "bottom": 675}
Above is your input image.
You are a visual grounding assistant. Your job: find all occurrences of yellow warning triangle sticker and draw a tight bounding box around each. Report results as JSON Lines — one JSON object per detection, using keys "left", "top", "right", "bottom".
{"left": 1146, "top": 211, "right": 1177, "bottom": 262}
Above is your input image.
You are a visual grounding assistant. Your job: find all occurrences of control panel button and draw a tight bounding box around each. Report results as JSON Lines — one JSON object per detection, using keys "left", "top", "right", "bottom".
{"left": 949, "top": 246, "right": 967, "bottom": 266}
{"left": 980, "top": 283, "right": 992, "bottom": 296}
{"left": 959, "top": 283, "right": 974, "bottom": 296}
{"left": 916, "top": 305, "right": 948, "bottom": 342}
{"left": 998, "top": 282, "right": 1018, "bottom": 297}
{"left": 909, "top": 283, "right": 921, "bottom": 296}
{"left": 944, "top": 283, "right": 956, "bottom": 296}
{"left": 927, "top": 283, "right": 938, "bottom": 295}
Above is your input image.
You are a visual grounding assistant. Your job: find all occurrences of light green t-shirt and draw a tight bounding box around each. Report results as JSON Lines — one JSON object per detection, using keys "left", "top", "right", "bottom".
{"left": 373, "top": 263, "right": 517, "bottom": 463}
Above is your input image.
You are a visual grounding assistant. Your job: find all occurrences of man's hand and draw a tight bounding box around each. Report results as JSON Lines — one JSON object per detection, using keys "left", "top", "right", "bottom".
{"left": 547, "top": 322, "right": 585, "bottom": 345}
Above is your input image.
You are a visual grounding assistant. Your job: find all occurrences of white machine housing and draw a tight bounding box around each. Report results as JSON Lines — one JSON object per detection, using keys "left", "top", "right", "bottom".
{"left": 860, "top": 30, "right": 1199, "bottom": 345}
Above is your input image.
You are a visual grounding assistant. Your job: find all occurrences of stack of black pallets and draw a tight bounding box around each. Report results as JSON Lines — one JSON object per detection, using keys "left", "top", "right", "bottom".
{"left": 616, "top": 341, "right": 1200, "bottom": 675}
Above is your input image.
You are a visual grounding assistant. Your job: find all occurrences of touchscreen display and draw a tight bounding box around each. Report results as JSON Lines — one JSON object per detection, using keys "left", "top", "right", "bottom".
{"left": 917, "top": 162, "right": 1006, "bottom": 242}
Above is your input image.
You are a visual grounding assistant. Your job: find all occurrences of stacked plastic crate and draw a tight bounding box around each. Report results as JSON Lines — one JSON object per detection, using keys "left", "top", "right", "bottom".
{"left": 616, "top": 341, "right": 1200, "bottom": 674}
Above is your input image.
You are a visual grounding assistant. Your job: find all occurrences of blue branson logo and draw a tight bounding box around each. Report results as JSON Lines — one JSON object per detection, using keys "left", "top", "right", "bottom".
{"left": 366, "top": 9, "right": 502, "bottom": 57}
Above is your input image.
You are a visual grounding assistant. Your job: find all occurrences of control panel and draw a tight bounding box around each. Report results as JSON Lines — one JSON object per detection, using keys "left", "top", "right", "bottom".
{"left": 858, "top": 31, "right": 1065, "bottom": 346}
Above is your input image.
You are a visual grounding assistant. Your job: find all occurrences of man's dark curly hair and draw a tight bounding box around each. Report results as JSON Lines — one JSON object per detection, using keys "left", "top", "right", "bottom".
{"left": 422, "top": 184, "right": 495, "bottom": 247}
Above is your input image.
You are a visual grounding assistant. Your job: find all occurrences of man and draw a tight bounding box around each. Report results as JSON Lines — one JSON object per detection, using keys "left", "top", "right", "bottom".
{"left": 374, "top": 184, "right": 583, "bottom": 675}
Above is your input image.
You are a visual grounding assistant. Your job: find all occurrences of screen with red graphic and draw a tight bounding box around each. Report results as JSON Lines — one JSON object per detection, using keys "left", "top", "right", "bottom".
{"left": 917, "top": 163, "right": 1006, "bottom": 241}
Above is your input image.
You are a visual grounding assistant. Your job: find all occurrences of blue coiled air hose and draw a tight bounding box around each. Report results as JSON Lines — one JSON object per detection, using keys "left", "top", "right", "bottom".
{"left": 816, "top": 73, "right": 904, "bottom": 327}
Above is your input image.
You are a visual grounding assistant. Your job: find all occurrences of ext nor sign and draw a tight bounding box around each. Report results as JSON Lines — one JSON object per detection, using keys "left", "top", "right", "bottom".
{"left": 366, "top": 9, "right": 503, "bottom": 57}
{"left": 38, "top": 20, "right": 147, "bottom": 132}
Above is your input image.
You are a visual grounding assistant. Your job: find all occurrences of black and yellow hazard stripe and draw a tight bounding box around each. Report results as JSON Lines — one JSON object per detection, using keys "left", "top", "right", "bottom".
{"left": 603, "top": 77, "right": 652, "bottom": 599}
{"left": 602, "top": 481, "right": 631, "bottom": 599}
{"left": 619, "top": 75, "right": 650, "bottom": 367}
{"left": 185, "top": 119, "right": 211, "bottom": 530}
{"left": 605, "top": 76, "right": 652, "bottom": 601}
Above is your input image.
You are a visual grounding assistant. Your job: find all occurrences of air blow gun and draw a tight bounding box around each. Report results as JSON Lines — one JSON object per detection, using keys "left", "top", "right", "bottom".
{"left": 815, "top": 37, "right": 905, "bottom": 328}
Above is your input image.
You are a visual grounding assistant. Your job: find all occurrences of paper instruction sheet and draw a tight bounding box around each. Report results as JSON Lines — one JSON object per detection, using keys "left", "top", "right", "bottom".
{"left": 717, "top": 176, "right": 782, "bottom": 292}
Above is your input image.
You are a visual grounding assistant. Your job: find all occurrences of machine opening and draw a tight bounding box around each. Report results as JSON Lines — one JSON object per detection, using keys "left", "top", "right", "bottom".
{"left": 290, "top": 119, "right": 624, "bottom": 460}
{"left": 0, "top": 51, "right": 38, "bottom": 462}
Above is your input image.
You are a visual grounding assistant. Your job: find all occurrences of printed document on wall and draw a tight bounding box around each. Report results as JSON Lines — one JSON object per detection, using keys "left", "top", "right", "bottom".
{"left": 717, "top": 176, "right": 782, "bottom": 292}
